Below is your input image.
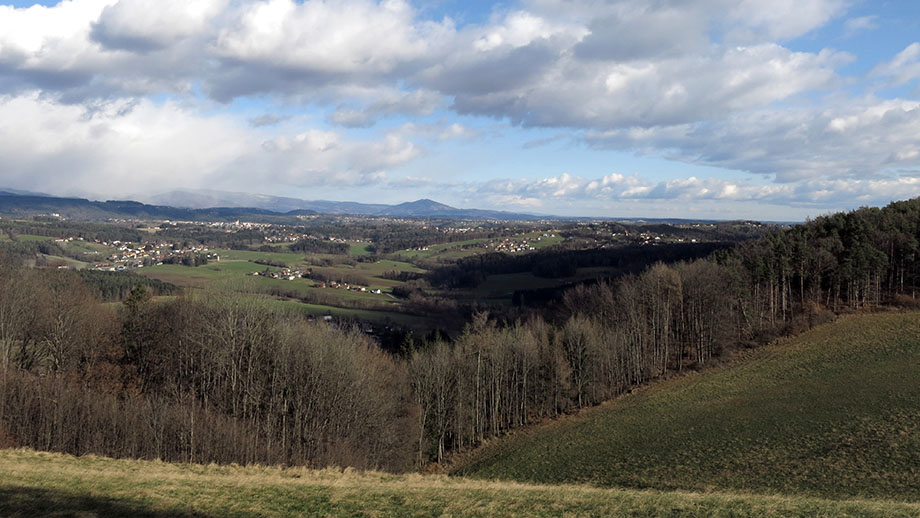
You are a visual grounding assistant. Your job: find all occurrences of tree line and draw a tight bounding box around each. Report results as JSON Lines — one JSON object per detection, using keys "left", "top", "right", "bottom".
{"left": 0, "top": 263, "right": 414, "bottom": 470}
{"left": 422, "top": 241, "right": 729, "bottom": 289}
{"left": 408, "top": 198, "right": 920, "bottom": 461}
{"left": 288, "top": 238, "right": 351, "bottom": 255}
{"left": 0, "top": 218, "right": 144, "bottom": 243}
{"left": 76, "top": 270, "right": 178, "bottom": 301}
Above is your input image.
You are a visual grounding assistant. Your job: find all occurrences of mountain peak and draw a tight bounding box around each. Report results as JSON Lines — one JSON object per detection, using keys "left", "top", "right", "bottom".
{"left": 393, "top": 199, "right": 454, "bottom": 210}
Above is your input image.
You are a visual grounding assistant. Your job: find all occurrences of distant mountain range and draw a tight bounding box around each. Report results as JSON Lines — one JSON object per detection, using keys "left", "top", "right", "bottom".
{"left": 141, "top": 189, "right": 542, "bottom": 220}
{"left": 0, "top": 189, "right": 544, "bottom": 222}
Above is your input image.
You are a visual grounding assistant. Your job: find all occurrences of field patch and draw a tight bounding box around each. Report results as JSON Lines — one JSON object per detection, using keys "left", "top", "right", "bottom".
{"left": 349, "top": 242, "right": 372, "bottom": 256}
{"left": 1, "top": 449, "right": 918, "bottom": 518}
{"left": 453, "top": 312, "right": 920, "bottom": 501}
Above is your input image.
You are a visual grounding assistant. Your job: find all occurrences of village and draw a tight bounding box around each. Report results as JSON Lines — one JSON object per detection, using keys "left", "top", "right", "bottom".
{"left": 487, "top": 233, "right": 555, "bottom": 253}
{"left": 249, "top": 267, "right": 384, "bottom": 295}
{"left": 92, "top": 240, "right": 218, "bottom": 271}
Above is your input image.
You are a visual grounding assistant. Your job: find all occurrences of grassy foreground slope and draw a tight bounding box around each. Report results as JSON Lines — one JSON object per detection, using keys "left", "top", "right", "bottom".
{"left": 453, "top": 312, "right": 920, "bottom": 501}
{"left": 1, "top": 449, "right": 919, "bottom": 518}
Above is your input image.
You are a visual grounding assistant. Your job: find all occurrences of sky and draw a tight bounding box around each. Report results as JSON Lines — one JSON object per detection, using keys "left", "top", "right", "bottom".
{"left": 0, "top": 0, "right": 919, "bottom": 220}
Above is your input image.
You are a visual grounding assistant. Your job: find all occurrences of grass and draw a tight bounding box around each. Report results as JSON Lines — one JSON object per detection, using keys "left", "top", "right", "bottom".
{"left": 138, "top": 257, "right": 428, "bottom": 329}
{"left": 60, "top": 239, "right": 112, "bottom": 256}
{"left": 357, "top": 259, "right": 425, "bottom": 275}
{"left": 212, "top": 248, "right": 307, "bottom": 264}
{"left": 1, "top": 449, "right": 918, "bottom": 518}
{"left": 396, "top": 238, "right": 491, "bottom": 259}
{"left": 142, "top": 259, "right": 412, "bottom": 291}
{"left": 142, "top": 264, "right": 399, "bottom": 304}
{"left": 273, "top": 300, "right": 433, "bottom": 328}
{"left": 349, "top": 242, "right": 372, "bottom": 256}
{"left": 527, "top": 232, "right": 563, "bottom": 249}
{"left": 393, "top": 232, "right": 564, "bottom": 261}
{"left": 40, "top": 254, "right": 89, "bottom": 269}
{"left": 452, "top": 312, "right": 920, "bottom": 501}
{"left": 142, "top": 262, "right": 264, "bottom": 283}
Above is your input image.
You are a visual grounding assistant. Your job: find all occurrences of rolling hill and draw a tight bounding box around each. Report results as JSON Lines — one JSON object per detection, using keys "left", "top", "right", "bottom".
{"left": 0, "top": 190, "right": 543, "bottom": 221}
{"left": 144, "top": 189, "right": 545, "bottom": 219}
{"left": 0, "top": 193, "right": 317, "bottom": 222}
{"left": 452, "top": 311, "right": 920, "bottom": 501}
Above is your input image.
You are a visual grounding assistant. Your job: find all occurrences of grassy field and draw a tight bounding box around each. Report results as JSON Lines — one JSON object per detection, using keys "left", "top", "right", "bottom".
{"left": 140, "top": 255, "right": 421, "bottom": 296}
{"left": 349, "top": 242, "right": 372, "bottom": 256}
{"left": 138, "top": 259, "right": 432, "bottom": 329}
{"left": 395, "top": 238, "right": 491, "bottom": 259}
{"left": 212, "top": 248, "right": 307, "bottom": 264}
{"left": 1, "top": 449, "right": 918, "bottom": 518}
{"left": 452, "top": 312, "right": 920, "bottom": 501}
{"left": 60, "top": 239, "right": 111, "bottom": 256}
{"left": 393, "top": 233, "right": 563, "bottom": 262}
{"left": 273, "top": 300, "right": 433, "bottom": 328}
{"left": 520, "top": 231, "right": 564, "bottom": 249}
{"left": 40, "top": 254, "right": 90, "bottom": 269}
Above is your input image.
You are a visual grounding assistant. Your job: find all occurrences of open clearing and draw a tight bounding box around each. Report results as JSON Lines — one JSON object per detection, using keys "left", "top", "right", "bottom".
{"left": 137, "top": 251, "right": 427, "bottom": 328}
{"left": 453, "top": 312, "right": 920, "bottom": 501}
{"left": 1, "top": 449, "right": 917, "bottom": 518}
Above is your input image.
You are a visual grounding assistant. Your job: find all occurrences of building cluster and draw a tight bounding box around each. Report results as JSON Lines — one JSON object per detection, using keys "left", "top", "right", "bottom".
{"left": 94, "top": 241, "right": 218, "bottom": 270}
{"left": 489, "top": 233, "right": 553, "bottom": 253}
{"left": 251, "top": 267, "right": 307, "bottom": 281}
{"left": 250, "top": 268, "right": 384, "bottom": 295}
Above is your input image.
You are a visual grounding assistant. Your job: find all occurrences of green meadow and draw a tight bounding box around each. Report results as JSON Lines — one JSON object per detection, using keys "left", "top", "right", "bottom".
{"left": 453, "top": 312, "right": 920, "bottom": 501}
{"left": 137, "top": 250, "right": 429, "bottom": 329}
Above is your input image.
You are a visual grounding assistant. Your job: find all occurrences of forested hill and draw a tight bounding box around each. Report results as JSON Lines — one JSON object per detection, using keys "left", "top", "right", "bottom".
{"left": 733, "top": 197, "right": 920, "bottom": 313}
{"left": 0, "top": 194, "right": 316, "bottom": 222}
{"left": 409, "top": 197, "right": 920, "bottom": 461}
{"left": 0, "top": 192, "right": 541, "bottom": 222}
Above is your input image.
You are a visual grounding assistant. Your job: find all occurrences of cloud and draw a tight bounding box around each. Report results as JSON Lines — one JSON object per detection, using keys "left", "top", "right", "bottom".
{"left": 458, "top": 171, "right": 920, "bottom": 211}
{"left": 0, "top": 0, "right": 853, "bottom": 119}
{"left": 523, "top": 0, "right": 847, "bottom": 42}
{"left": 327, "top": 89, "right": 441, "bottom": 128}
{"left": 723, "top": 0, "right": 848, "bottom": 41}
{"left": 871, "top": 42, "right": 920, "bottom": 87}
{"left": 0, "top": 92, "right": 418, "bottom": 197}
{"left": 439, "top": 43, "right": 847, "bottom": 129}
{"left": 584, "top": 98, "right": 920, "bottom": 182}
{"left": 522, "top": 133, "right": 571, "bottom": 149}
{"left": 206, "top": 0, "right": 453, "bottom": 101}
{"left": 384, "top": 176, "right": 435, "bottom": 189}
{"left": 396, "top": 121, "right": 478, "bottom": 140}
{"left": 91, "top": 0, "right": 225, "bottom": 52}
{"left": 843, "top": 15, "right": 878, "bottom": 35}
{"left": 248, "top": 113, "right": 291, "bottom": 127}
{"left": 574, "top": 6, "right": 707, "bottom": 61}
